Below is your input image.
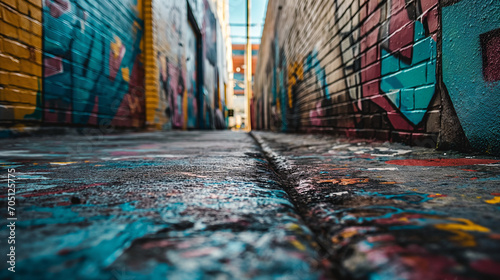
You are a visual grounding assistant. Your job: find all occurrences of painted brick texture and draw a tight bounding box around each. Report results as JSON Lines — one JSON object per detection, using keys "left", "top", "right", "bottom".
{"left": 0, "top": 0, "right": 43, "bottom": 123}
{"left": 254, "top": 0, "right": 441, "bottom": 147}
{"left": 42, "top": 0, "right": 145, "bottom": 128}
{"left": 1, "top": 0, "right": 229, "bottom": 131}
{"left": 151, "top": 0, "right": 228, "bottom": 130}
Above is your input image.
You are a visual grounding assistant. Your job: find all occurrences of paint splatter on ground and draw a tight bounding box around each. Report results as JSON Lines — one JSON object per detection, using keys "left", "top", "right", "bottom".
{"left": 0, "top": 131, "right": 326, "bottom": 279}
{"left": 252, "top": 131, "right": 500, "bottom": 279}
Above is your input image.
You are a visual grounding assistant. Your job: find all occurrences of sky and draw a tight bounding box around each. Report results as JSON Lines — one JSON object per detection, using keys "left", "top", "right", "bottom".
{"left": 228, "top": 0, "right": 269, "bottom": 44}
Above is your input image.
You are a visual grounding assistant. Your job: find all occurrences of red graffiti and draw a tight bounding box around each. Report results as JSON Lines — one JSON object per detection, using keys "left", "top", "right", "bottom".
{"left": 44, "top": 56, "right": 63, "bottom": 77}
{"left": 480, "top": 28, "right": 500, "bottom": 82}
{"left": 45, "top": 0, "right": 70, "bottom": 18}
{"left": 358, "top": 0, "right": 438, "bottom": 131}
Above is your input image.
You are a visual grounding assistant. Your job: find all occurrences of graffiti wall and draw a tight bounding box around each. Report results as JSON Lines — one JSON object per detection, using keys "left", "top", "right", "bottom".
{"left": 150, "top": 0, "right": 228, "bottom": 130}
{"left": 442, "top": 0, "right": 500, "bottom": 154}
{"left": 255, "top": 0, "right": 440, "bottom": 145}
{"left": 255, "top": 0, "right": 499, "bottom": 154}
{"left": 43, "top": 0, "right": 145, "bottom": 128}
{"left": 1, "top": 0, "right": 229, "bottom": 132}
{"left": 254, "top": 0, "right": 474, "bottom": 151}
{"left": 153, "top": 0, "right": 188, "bottom": 129}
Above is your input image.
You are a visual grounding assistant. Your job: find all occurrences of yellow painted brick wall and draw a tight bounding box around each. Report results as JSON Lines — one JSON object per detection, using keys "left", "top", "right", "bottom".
{"left": 143, "top": 0, "right": 161, "bottom": 129}
{"left": 0, "top": 0, "right": 43, "bottom": 123}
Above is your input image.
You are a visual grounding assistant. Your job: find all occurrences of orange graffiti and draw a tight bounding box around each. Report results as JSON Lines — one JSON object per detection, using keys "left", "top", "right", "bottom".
{"left": 429, "top": 194, "right": 447, "bottom": 198}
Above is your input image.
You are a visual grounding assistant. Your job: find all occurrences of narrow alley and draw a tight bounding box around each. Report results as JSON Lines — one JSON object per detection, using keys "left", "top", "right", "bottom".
{"left": 1, "top": 0, "right": 500, "bottom": 279}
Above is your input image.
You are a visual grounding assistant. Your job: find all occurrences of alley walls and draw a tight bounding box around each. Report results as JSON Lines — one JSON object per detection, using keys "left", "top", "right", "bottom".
{"left": 253, "top": 0, "right": 500, "bottom": 154}
{"left": 0, "top": 0, "right": 229, "bottom": 131}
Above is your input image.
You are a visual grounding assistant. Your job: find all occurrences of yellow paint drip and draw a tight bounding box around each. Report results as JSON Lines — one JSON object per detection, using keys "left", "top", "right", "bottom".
{"left": 485, "top": 196, "right": 500, "bottom": 204}
{"left": 50, "top": 162, "right": 77, "bottom": 165}
{"left": 290, "top": 240, "right": 306, "bottom": 251}
{"left": 435, "top": 217, "right": 490, "bottom": 247}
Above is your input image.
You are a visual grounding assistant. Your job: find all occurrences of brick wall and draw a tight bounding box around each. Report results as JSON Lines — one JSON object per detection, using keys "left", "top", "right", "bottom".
{"left": 42, "top": 0, "right": 145, "bottom": 128}
{"left": 0, "top": 0, "right": 230, "bottom": 132}
{"left": 0, "top": 0, "right": 43, "bottom": 124}
{"left": 149, "top": 0, "right": 228, "bottom": 130}
{"left": 255, "top": 0, "right": 485, "bottom": 150}
{"left": 1, "top": 0, "right": 151, "bottom": 129}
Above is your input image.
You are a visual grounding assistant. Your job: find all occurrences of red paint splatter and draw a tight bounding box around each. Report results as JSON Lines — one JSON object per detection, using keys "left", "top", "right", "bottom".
{"left": 491, "top": 193, "right": 500, "bottom": 196}
{"left": 470, "top": 177, "right": 479, "bottom": 180}
{"left": 461, "top": 169, "right": 478, "bottom": 172}
{"left": 386, "top": 158, "right": 500, "bottom": 167}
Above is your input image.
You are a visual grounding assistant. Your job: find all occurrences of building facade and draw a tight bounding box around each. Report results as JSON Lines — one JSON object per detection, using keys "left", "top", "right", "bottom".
{"left": 230, "top": 43, "right": 258, "bottom": 129}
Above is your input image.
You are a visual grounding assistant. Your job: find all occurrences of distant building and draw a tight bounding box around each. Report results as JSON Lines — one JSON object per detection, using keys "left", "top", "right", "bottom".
{"left": 230, "top": 44, "right": 259, "bottom": 128}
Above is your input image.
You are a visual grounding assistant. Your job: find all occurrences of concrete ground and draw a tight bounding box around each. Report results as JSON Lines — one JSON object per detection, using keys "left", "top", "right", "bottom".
{"left": 252, "top": 132, "right": 500, "bottom": 280}
{"left": 0, "top": 131, "right": 324, "bottom": 280}
{"left": 0, "top": 130, "right": 500, "bottom": 279}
